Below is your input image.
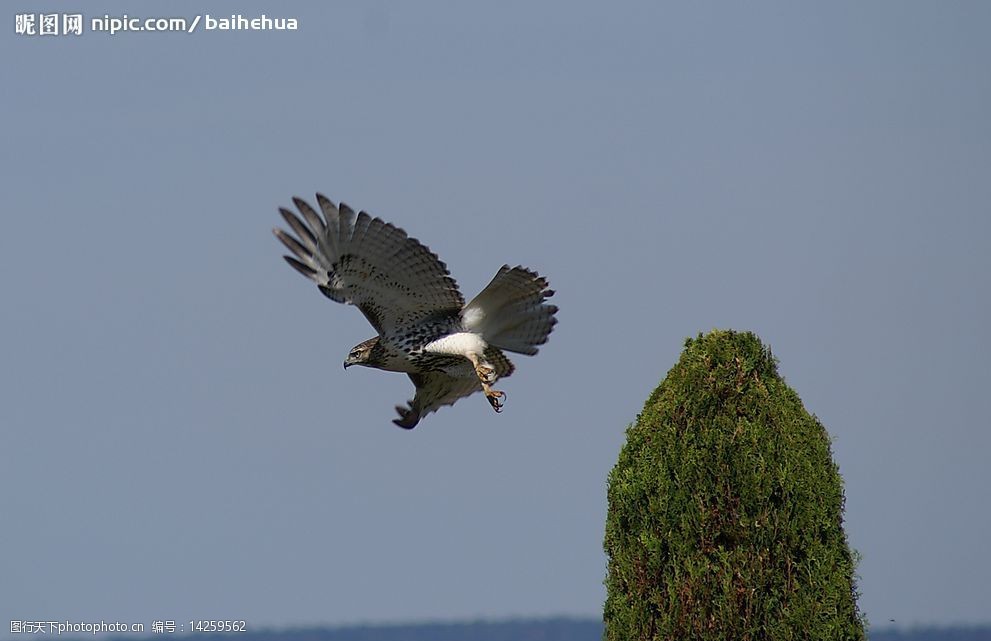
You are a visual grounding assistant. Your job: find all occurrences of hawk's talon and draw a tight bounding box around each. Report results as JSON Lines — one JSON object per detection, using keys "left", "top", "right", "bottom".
{"left": 485, "top": 389, "right": 505, "bottom": 413}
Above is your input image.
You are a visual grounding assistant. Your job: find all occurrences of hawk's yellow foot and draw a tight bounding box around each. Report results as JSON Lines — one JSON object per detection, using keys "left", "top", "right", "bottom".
{"left": 475, "top": 362, "right": 497, "bottom": 385}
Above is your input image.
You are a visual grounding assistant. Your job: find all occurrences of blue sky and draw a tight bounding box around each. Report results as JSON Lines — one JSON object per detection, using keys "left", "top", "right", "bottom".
{"left": 2, "top": 1, "right": 989, "bottom": 635}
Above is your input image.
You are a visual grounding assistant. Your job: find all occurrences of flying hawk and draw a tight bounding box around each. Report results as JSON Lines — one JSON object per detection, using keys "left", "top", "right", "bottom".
{"left": 273, "top": 193, "right": 558, "bottom": 429}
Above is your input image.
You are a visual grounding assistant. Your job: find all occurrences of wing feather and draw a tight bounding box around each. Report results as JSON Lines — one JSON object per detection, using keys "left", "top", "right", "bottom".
{"left": 284, "top": 255, "right": 319, "bottom": 279}
{"left": 273, "top": 227, "right": 310, "bottom": 262}
{"left": 273, "top": 193, "right": 465, "bottom": 334}
{"left": 278, "top": 208, "right": 317, "bottom": 251}
{"left": 393, "top": 372, "right": 479, "bottom": 429}
{"left": 315, "top": 194, "right": 342, "bottom": 257}
{"left": 292, "top": 197, "right": 325, "bottom": 235}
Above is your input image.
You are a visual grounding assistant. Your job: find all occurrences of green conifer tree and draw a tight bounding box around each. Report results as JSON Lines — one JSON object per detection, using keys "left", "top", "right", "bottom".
{"left": 604, "top": 330, "right": 864, "bottom": 640}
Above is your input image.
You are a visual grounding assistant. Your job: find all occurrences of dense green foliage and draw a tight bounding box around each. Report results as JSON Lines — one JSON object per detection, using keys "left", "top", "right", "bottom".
{"left": 604, "top": 330, "right": 864, "bottom": 640}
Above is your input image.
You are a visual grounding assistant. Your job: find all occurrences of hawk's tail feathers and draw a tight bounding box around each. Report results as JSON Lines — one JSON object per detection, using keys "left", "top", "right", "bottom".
{"left": 463, "top": 265, "right": 558, "bottom": 356}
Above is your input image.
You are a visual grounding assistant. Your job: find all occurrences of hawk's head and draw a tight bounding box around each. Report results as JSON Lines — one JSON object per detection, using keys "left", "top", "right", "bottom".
{"left": 344, "top": 337, "right": 386, "bottom": 370}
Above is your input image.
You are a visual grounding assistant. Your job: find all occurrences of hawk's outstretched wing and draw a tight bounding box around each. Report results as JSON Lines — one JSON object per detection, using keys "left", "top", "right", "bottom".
{"left": 273, "top": 194, "right": 465, "bottom": 334}
{"left": 393, "top": 348, "right": 515, "bottom": 429}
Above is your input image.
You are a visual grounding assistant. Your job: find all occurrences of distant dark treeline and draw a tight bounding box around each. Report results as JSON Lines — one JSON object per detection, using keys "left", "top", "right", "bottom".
{"left": 873, "top": 628, "right": 991, "bottom": 641}
{"left": 90, "top": 619, "right": 991, "bottom": 641}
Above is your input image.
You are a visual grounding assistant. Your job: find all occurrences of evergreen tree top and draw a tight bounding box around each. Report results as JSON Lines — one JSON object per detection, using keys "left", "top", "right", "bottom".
{"left": 605, "top": 329, "right": 864, "bottom": 641}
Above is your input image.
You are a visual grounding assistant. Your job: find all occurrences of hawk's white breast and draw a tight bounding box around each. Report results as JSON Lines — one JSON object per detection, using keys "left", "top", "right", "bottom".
{"left": 424, "top": 332, "right": 488, "bottom": 358}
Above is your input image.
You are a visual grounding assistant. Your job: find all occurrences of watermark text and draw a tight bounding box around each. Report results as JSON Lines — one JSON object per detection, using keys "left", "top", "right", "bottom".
{"left": 14, "top": 13, "right": 298, "bottom": 36}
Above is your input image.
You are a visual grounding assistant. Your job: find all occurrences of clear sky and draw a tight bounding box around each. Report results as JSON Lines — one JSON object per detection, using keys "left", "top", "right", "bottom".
{"left": 2, "top": 1, "right": 989, "bottom": 636}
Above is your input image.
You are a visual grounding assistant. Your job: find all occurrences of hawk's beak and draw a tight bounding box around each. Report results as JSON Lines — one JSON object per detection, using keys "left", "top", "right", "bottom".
{"left": 343, "top": 362, "right": 350, "bottom": 370}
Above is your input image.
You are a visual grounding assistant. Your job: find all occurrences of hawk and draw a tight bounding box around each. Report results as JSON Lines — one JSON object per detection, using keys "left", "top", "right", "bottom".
{"left": 273, "top": 193, "right": 558, "bottom": 429}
